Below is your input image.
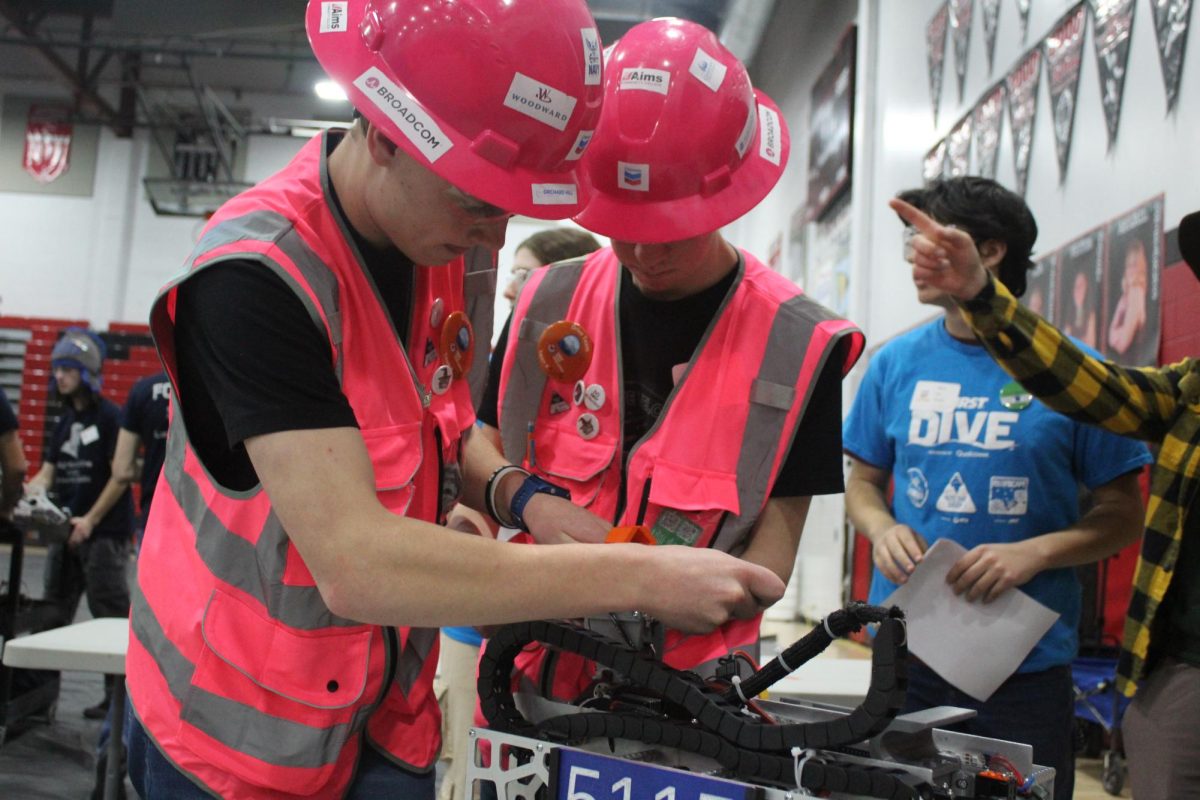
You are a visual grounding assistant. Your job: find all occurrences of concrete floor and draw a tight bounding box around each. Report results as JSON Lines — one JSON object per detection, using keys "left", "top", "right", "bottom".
{"left": 0, "top": 546, "right": 1132, "bottom": 799}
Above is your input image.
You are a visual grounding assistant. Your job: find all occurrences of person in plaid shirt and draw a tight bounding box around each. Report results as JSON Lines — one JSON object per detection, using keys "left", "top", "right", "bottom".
{"left": 891, "top": 197, "right": 1200, "bottom": 800}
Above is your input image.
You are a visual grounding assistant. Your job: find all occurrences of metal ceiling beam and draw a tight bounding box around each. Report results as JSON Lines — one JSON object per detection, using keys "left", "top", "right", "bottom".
{"left": 0, "top": 30, "right": 315, "bottom": 62}
{"left": 0, "top": 0, "right": 121, "bottom": 127}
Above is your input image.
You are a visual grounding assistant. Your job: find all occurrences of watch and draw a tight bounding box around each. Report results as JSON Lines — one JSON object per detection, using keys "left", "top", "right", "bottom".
{"left": 508, "top": 473, "right": 571, "bottom": 531}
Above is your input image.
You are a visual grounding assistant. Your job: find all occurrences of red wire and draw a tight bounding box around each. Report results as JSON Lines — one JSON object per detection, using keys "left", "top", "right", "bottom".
{"left": 986, "top": 753, "right": 1024, "bottom": 786}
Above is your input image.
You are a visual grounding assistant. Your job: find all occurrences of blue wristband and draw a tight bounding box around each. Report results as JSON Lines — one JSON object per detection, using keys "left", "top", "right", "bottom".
{"left": 508, "top": 474, "right": 571, "bottom": 531}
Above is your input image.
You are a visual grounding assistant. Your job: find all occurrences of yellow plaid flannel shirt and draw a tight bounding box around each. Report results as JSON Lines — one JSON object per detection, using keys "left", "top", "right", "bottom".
{"left": 958, "top": 275, "right": 1200, "bottom": 696}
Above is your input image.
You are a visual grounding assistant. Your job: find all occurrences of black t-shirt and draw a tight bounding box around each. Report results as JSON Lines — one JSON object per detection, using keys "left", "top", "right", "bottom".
{"left": 120, "top": 371, "right": 171, "bottom": 512}
{"left": 0, "top": 386, "right": 16, "bottom": 435}
{"left": 173, "top": 142, "right": 413, "bottom": 491}
{"left": 479, "top": 265, "right": 846, "bottom": 498}
{"left": 46, "top": 397, "right": 134, "bottom": 537}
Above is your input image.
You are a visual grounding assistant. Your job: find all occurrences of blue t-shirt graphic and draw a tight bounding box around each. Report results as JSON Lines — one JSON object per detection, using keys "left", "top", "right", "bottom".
{"left": 844, "top": 318, "right": 1151, "bottom": 672}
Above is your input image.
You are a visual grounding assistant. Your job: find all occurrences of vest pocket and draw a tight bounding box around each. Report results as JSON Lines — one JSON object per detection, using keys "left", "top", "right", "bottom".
{"left": 180, "top": 587, "right": 373, "bottom": 793}
{"left": 361, "top": 422, "right": 425, "bottom": 515}
{"left": 530, "top": 423, "right": 617, "bottom": 508}
{"left": 642, "top": 459, "right": 741, "bottom": 548}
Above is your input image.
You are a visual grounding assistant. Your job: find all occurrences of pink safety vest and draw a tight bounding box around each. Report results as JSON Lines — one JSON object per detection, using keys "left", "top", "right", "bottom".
{"left": 496, "top": 247, "right": 863, "bottom": 697}
{"left": 127, "top": 132, "right": 494, "bottom": 799}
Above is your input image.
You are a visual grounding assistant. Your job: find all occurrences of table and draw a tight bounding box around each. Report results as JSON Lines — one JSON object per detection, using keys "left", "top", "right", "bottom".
{"left": 2, "top": 617, "right": 128, "bottom": 800}
{"left": 768, "top": 656, "right": 874, "bottom": 707}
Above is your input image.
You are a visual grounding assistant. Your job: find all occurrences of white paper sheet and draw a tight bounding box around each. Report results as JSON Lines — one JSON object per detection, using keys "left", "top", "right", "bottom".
{"left": 883, "top": 538, "right": 1060, "bottom": 702}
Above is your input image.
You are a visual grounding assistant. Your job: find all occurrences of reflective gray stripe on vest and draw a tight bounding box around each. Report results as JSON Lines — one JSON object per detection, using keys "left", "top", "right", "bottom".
{"left": 500, "top": 258, "right": 587, "bottom": 463}
{"left": 395, "top": 627, "right": 438, "bottom": 695}
{"left": 130, "top": 585, "right": 365, "bottom": 770}
{"left": 463, "top": 247, "right": 497, "bottom": 411}
{"left": 160, "top": 421, "right": 355, "bottom": 630}
{"left": 165, "top": 210, "right": 357, "bottom": 629}
{"left": 712, "top": 295, "right": 856, "bottom": 553}
{"left": 192, "top": 210, "right": 345, "bottom": 382}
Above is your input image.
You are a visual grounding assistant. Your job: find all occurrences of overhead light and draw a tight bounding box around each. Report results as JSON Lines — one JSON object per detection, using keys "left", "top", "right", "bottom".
{"left": 314, "top": 80, "right": 348, "bottom": 101}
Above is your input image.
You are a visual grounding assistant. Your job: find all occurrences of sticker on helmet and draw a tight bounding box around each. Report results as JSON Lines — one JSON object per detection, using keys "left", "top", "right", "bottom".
{"left": 734, "top": 105, "right": 756, "bottom": 158}
{"left": 581, "top": 28, "right": 602, "bottom": 86}
{"left": 319, "top": 2, "right": 348, "bottom": 33}
{"left": 620, "top": 67, "right": 670, "bottom": 95}
{"left": 617, "top": 162, "right": 650, "bottom": 192}
{"left": 689, "top": 48, "right": 728, "bottom": 92}
{"left": 565, "top": 129, "right": 593, "bottom": 161}
{"left": 532, "top": 184, "right": 578, "bottom": 205}
{"left": 503, "top": 73, "right": 578, "bottom": 132}
{"left": 354, "top": 68, "right": 453, "bottom": 163}
{"left": 758, "top": 104, "right": 781, "bottom": 166}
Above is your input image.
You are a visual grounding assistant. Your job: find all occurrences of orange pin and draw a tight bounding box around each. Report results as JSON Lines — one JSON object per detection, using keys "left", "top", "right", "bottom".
{"left": 439, "top": 311, "right": 475, "bottom": 379}
{"left": 536, "top": 320, "right": 593, "bottom": 383}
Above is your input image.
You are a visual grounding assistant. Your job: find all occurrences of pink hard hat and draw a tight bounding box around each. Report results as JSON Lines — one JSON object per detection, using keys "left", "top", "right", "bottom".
{"left": 573, "top": 18, "right": 789, "bottom": 243}
{"left": 306, "top": 0, "right": 604, "bottom": 219}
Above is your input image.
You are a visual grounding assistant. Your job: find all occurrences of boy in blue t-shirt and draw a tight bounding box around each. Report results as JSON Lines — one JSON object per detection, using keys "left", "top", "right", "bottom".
{"left": 844, "top": 178, "right": 1151, "bottom": 800}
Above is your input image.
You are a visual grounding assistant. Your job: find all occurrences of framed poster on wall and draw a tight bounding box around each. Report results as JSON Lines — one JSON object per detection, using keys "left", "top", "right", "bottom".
{"left": 806, "top": 26, "right": 856, "bottom": 222}
{"left": 1103, "top": 196, "right": 1163, "bottom": 365}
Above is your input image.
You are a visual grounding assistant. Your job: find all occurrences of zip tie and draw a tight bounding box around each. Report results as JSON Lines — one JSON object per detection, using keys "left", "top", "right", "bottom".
{"left": 823, "top": 614, "right": 837, "bottom": 639}
{"left": 776, "top": 648, "right": 796, "bottom": 673}
{"left": 791, "top": 746, "right": 823, "bottom": 796}
{"left": 730, "top": 674, "right": 749, "bottom": 705}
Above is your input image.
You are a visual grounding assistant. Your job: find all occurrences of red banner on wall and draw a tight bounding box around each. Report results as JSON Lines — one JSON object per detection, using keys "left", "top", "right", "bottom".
{"left": 23, "top": 105, "right": 73, "bottom": 184}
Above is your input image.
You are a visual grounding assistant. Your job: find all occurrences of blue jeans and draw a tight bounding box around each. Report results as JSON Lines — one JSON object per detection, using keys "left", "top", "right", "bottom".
{"left": 903, "top": 660, "right": 1074, "bottom": 800}
{"left": 127, "top": 713, "right": 435, "bottom": 799}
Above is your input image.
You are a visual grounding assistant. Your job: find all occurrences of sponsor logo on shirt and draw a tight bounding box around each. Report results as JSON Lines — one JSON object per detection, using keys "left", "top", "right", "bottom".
{"left": 354, "top": 68, "right": 452, "bottom": 163}
{"left": 908, "top": 380, "right": 1018, "bottom": 451}
{"left": 935, "top": 471, "right": 976, "bottom": 514}
{"left": 988, "top": 476, "right": 1029, "bottom": 515}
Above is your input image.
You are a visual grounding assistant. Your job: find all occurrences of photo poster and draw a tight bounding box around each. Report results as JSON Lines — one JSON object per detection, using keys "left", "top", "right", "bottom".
{"left": 1025, "top": 250, "right": 1059, "bottom": 321}
{"left": 806, "top": 26, "right": 856, "bottom": 223}
{"left": 1152, "top": 0, "right": 1194, "bottom": 110}
{"left": 1056, "top": 227, "right": 1106, "bottom": 351}
{"left": 1102, "top": 196, "right": 1164, "bottom": 365}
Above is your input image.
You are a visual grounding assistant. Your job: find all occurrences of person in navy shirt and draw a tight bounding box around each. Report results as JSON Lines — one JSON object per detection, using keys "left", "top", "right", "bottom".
{"left": 25, "top": 328, "right": 133, "bottom": 718}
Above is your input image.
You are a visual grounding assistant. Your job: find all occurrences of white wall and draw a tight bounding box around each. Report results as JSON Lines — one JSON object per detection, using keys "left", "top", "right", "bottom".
{"left": 0, "top": 78, "right": 313, "bottom": 327}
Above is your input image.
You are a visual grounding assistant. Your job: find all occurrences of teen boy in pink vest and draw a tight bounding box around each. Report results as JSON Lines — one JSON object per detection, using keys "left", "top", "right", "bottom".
{"left": 125, "top": 4, "right": 785, "bottom": 798}
{"left": 479, "top": 18, "right": 863, "bottom": 701}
